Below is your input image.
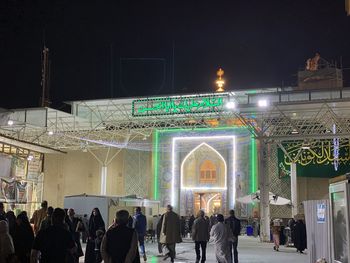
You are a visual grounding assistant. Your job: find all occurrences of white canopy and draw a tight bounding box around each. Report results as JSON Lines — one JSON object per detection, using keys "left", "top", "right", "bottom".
{"left": 236, "top": 190, "right": 290, "bottom": 206}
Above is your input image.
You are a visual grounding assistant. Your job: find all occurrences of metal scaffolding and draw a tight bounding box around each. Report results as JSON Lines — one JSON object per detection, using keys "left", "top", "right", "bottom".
{"left": 0, "top": 88, "right": 350, "bottom": 150}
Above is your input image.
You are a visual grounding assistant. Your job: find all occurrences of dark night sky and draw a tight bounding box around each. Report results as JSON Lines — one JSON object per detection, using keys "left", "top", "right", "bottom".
{"left": 0, "top": 0, "right": 350, "bottom": 109}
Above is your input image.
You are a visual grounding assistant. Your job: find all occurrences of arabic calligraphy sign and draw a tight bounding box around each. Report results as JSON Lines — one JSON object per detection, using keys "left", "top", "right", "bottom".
{"left": 132, "top": 94, "right": 228, "bottom": 117}
{"left": 278, "top": 140, "right": 350, "bottom": 178}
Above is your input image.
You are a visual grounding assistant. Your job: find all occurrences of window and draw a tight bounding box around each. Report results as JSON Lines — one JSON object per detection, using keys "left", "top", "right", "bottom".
{"left": 200, "top": 160, "right": 217, "bottom": 184}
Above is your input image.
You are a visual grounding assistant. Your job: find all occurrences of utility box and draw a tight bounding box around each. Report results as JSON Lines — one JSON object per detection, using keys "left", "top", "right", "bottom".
{"left": 64, "top": 194, "right": 161, "bottom": 226}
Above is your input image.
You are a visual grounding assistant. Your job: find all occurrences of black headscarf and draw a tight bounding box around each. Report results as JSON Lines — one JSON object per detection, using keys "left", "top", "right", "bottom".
{"left": 88, "top": 207, "right": 105, "bottom": 239}
{"left": 14, "top": 212, "right": 34, "bottom": 258}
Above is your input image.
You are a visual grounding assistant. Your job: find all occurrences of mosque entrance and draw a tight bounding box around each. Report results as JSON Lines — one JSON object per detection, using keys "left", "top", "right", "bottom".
{"left": 180, "top": 142, "right": 228, "bottom": 216}
{"left": 194, "top": 192, "right": 222, "bottom": 216}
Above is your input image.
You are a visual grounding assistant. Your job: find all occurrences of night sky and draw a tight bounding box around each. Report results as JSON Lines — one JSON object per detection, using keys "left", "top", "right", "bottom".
{"left": 1, "top": 0, "right": 350, "bottom": 109}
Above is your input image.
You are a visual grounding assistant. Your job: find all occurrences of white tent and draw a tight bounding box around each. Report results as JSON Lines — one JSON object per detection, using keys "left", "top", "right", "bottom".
{"left": 236, "top": 190, "right": 290, "bottom": 205}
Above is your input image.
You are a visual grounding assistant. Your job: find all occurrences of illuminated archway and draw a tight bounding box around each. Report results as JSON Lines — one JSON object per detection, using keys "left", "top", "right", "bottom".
{"left": 171, "top": 136, "right": 236, "bottom": 209}
{"left": 180, "top": 142, "right": 227, "bottom": 190}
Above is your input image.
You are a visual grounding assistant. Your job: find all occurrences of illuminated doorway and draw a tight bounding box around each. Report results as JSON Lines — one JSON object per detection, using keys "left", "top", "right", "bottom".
{"left": 194, "top": 192, "right": 222, "bottom": 216}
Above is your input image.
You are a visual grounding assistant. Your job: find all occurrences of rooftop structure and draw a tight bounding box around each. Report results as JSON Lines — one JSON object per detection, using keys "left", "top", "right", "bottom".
{"left": 0, "top": 87, "right": 350, "bottom": 151}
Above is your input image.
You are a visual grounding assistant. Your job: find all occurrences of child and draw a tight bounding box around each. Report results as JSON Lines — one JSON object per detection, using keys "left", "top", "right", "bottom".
{"left": 94, "top": 230, "right": 104, "bottom": 263}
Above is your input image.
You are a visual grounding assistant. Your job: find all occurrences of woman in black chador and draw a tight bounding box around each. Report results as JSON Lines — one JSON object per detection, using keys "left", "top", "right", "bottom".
{"left": 13, "top": 212, "right": 35, "bottom": 263}
{"left": 84, "top": 208, "right": 105, "bottom": 263}
{"left": 294, "top": 219, "right": 307, "bottom": 253}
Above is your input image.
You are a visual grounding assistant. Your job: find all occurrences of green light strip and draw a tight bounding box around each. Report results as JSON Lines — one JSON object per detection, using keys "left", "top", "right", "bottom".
{"left": 153, "top": 130, "right": 159, "bottom": 200}
{"left": 157, "top": 126, "right": 246, "bottom": 133}
{"left": 132, "top": 94, "right": 228, "bottom": 117}
{"left": 251, "top": 137, "right": 257, "bottom": 193}
{"left": 153, "top": 126, "right": 250, "bottom": 201}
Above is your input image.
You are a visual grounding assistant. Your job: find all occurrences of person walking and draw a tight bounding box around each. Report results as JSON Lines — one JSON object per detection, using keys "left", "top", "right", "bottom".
{"left": 85, "top": 208, "right": 105, "bottom": 263}
{"left": 156, "top": 214, "right": 164, "bottom": 255}
{"left": 188, "top": 215, "right": 195, "bottom": 237}
{"left": 94, "top": 230, "right": 104, "bottom": 263}
{"left": 81, "top": 214, "right": 89, "bottom": 243}
{"left": 294, "top": 219, "right": 307, "bottom": 253}
{"left": 271, "top": 219, "right": 282, "bottom": 251}
{"left": 209, "top": 214, "right": 218, "bottom": 231}
{"left": 40, "top": 206, "right": 54, "bottom": 231}
{"left": 66, "top": 208, "right": 84, "bottom": 263}
{"left": 180, "top": 216, "right": 186, "bottom": 238}
{"left": 31, "top": 208, "right": 76, "bottom": 263}
{"left": 0, "top": 220, "right": 15, "bottom": 263}
{"left": 101, "top": 210, "right": 140, "bottom": 263}
{"left": 160, "top": 205, "right": 182, "bottom": 263}
{"left": 0, "top": 202, "right": 6, "bottom": 221}
{"left": 30, "top": 200, "right": 48, "bottom": 235}
{"left": 133, "top": 207, "right": 147, "bottom": 261}
{"left": 13, "top": 212, "right": 34, "bottom": 263}
{"left": 210, "top": 214, "right": 231, "bottom": 263}
{"left": 192, "top": 210, "right": 210, "bottom": 263}
{"left": 225, "top": 210, "right": 241, "bottom": 263}
{"left": 5, "top": 211, "right": 16, "bottom": 238}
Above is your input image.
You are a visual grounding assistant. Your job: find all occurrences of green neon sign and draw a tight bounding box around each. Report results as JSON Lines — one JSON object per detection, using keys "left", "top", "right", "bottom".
{"left": 132, "top": 94, "right": 228, "bottom": 117}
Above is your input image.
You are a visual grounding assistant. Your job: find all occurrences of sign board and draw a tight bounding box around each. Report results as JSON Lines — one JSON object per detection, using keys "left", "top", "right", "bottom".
{"left": 278, "top": 140, "right": 350, "bottom": 179}
{"left": 317, "top": 203, "right": 326, "bottom": 223}
{"left": 132, "top": 94, "right": 229, "bottom": 117}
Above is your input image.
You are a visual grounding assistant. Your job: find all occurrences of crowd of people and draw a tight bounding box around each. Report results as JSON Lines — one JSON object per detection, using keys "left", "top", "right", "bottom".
{"left": 148, "top": 205, "right": 241, "bottom": 263}
{"left": 0, "top": 200, "right": 244, "bottom": 263}
{"left": 0, "top": 198, "right": 309, "bottom": 263}
{"left": 270, "top": 218, "right": 307, "bottom": 253}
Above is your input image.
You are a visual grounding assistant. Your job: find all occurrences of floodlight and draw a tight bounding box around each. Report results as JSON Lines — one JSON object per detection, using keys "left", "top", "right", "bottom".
{"left": 291, "top": 129, "right": 299, "bottom": 134}
{"left": 258, "top": 99, "right": 268, "bottom": 107}
{"left": 7, "top": 120, "right": 13, "bottom": 126}
{"left": 225, "top": 101, "right": 236, "bottom": 109}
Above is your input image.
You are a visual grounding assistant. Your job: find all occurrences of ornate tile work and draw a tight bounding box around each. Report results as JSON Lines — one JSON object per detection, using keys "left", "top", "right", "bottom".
{"left": 268, "top": 144, "right": 292, "bottom": 218}
{"left": 124, "top": 150, "right": 150, "bottom": 198}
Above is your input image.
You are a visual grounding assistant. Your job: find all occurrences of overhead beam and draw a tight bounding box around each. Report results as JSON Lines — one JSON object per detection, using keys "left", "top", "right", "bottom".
{"left": 0, "top": 134, "right": 66, "bottom": 154}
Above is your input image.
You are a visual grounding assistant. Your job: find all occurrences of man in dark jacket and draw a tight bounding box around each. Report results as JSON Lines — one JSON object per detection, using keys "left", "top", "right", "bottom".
{"left": 31, "top": 208, "right": 76, "bottom": 263}
{"left": 160, "top": 205, "right": 182, "bottom": 263}
{"left": 225, "top": 210, "right": 241, "bottom": 263}
{"left": 133, "top": 207, "right": 147, "bottom": 261}
{"left": 192, "top": 210, "right": 210, "bottom": 263}
{"left": 101, "top": 210, "right": 139, "bottom": 263}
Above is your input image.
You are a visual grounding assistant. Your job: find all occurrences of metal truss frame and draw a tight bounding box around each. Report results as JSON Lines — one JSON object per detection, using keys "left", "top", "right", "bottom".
{"left": 1, "top": 89, "right": 350, "bottom": 151}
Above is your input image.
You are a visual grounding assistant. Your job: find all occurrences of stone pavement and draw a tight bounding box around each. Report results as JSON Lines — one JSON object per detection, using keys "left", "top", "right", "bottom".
{"left": 80, "top": 236, "right": 308, "bottom": 263}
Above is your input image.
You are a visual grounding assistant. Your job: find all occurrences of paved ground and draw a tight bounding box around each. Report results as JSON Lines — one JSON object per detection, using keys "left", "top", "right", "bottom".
{"left": 80, "top": 236, "right": 308, "bottom": 263}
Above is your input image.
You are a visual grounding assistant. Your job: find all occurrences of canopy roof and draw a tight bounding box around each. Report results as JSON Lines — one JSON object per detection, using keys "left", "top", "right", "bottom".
{"left": 1, "top": 87, "right": 350, "bottom": 151}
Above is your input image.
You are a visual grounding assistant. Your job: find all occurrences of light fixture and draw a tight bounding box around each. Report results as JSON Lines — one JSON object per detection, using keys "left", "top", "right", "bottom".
{"left": 142, "top": 135, "right": 147, "bottom": 141}
{"left": 225, "top": 101, "right": 236, "bottom": 109}
{"left": 258, "top": 99, "right": 268, "bottom": 107}
{"left": 7, "top": 120, "right": 13, "bottom": 126}
{"left": 301, "top": 142, "right": 310, "bottom": 150}
{"left": 48, "top": 131, "right": 54, "bottom": 136}
{"left": 27, "top": 155, "right": 34, "bottom": 161}
{"left": 291, "top": 129, "right": 299, "bottom": 134}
